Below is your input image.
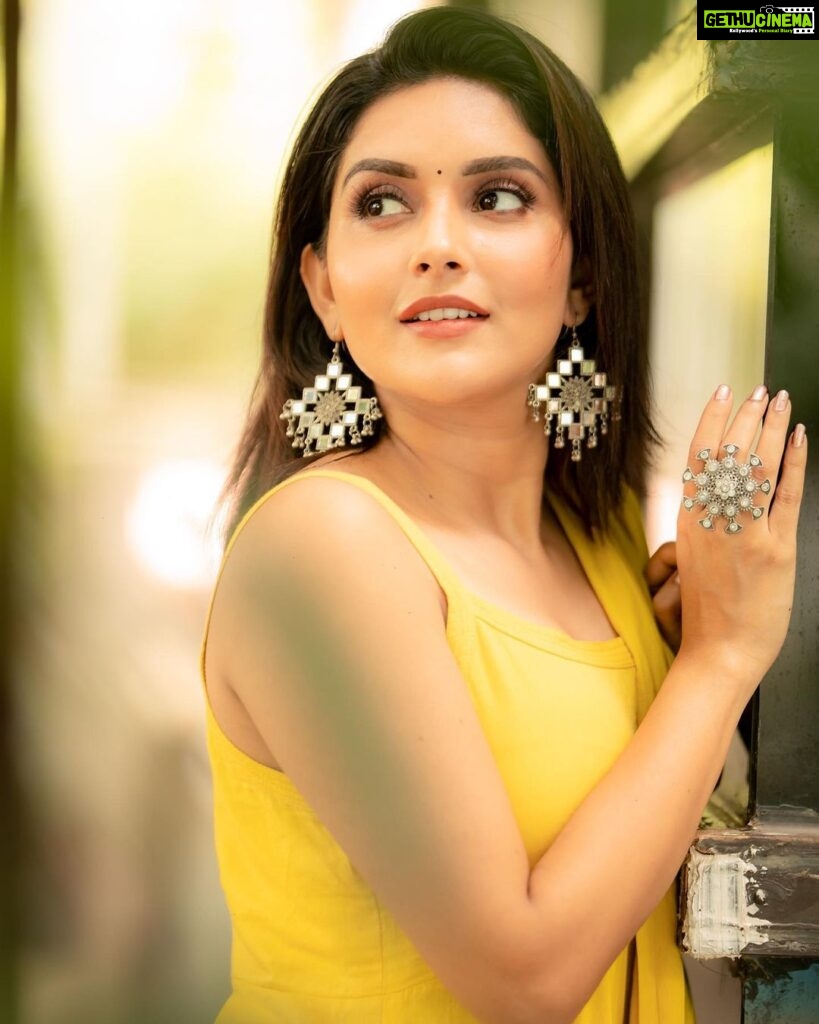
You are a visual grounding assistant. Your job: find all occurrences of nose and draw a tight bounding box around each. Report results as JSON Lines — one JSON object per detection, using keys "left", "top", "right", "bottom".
{"left": 409, "top": 197, "right": 468, "bottom": 276}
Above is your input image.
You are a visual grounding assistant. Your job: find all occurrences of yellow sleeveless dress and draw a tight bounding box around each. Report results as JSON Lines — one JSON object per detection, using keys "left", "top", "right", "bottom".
{"left": 201, "top": 468, "right": 696, "bottom": 1023}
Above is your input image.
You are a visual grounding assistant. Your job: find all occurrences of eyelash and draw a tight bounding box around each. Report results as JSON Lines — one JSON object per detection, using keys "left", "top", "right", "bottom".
{"left": 348, "top": 177, "right": 537, "bottom": 219}
{"left": 348, "top": 183, "right": 404, "bottom": 219}
{"left": 476, "top": 177, "right": 537, "bottom": 211}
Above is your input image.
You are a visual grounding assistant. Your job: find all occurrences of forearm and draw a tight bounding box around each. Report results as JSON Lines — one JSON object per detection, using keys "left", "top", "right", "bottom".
{"left": 520, "top": 650, "right": 752, "bottom": 1018}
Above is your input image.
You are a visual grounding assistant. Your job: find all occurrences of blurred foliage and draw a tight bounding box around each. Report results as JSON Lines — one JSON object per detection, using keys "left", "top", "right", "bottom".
{"left": 121, "top": 153, "right": 270, "bottom": 384}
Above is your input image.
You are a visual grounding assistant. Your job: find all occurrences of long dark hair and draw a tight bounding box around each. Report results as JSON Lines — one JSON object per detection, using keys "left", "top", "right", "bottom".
{"left": 220, "top": 5, "right": 659, "bottom": 539}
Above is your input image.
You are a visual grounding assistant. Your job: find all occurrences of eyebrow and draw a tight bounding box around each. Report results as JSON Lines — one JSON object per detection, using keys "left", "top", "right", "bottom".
{"left": 342, "top": 159, "right": 415, "bottom": 188}
{"left": 461, "top": 156, "right": 549, "bottom": 185}
{"left": 341, "top": 155, "right": 549, "bottom": 189}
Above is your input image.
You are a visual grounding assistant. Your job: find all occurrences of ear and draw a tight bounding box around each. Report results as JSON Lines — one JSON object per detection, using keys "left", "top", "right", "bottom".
{"left": 300, "top": 242, "right": 341, "bottom": 340}
{"left": 563, "top": 253, "right": 595, "bottom": 327}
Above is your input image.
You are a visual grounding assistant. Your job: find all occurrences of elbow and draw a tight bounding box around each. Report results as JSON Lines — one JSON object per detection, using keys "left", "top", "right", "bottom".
{"left": 491, "top": 934, "right": 603, "bottom": 1024}
{"left": 478, "top": 957, "right": 584, "bottom": 1024}
{"left": 523, "top": 975, "right": 584, "bottom": 1024}
{"left": 459, "top": 905, "right": 596, "bottom": 1023}
{"left": 514, "top": 976, "right": 580, "bottom": 1024}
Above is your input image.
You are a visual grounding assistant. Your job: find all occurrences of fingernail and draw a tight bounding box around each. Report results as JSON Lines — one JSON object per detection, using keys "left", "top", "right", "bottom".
{"left": 714, "top": 384, "right": 731, "bottom": 400}
{"left": 793, "top": 423, "right": 806, "bottom": 447}
{"left": 673, "top": 573, "right": 680, "bottom": 585}
{"left": 751, "top": 384, "right": 767, "bottom": 401}
{"left": 774, "top": 389, "right": 789, "bottom": 411}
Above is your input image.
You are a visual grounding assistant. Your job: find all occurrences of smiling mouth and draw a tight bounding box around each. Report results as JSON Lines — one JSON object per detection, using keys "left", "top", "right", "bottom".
{"left": 403, "top": 308, "right": 489, "bottom": 323}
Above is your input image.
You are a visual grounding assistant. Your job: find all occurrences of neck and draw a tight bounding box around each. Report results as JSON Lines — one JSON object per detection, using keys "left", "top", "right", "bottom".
{"left": 368, "top": 387, "right": 551, "bottom": 549}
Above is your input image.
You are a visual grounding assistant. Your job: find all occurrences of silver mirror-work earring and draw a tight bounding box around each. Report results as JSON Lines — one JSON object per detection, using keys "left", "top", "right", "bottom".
{"left": 280, "top": 341, "right": 383, "bottom": 456}
{"left": 527, "top": 323, "right": 619, "bottom": 462}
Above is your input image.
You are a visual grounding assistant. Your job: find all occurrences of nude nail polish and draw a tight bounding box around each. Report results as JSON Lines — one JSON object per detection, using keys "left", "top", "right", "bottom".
{"left": 751, "top": 384, "right": 767, "bottom": 401}
{"left": 774, "top": 389, "right": 789, "bottom": 411}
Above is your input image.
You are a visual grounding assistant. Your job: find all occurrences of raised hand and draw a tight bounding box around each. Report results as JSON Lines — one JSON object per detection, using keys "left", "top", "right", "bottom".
{"left": 676, "top": 383, "right": 807, "bottom": 690}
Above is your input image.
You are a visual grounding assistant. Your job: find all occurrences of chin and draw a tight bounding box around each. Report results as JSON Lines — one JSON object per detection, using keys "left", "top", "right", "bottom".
{"left": 377, "top": 363, "right": 531, "bottom": 412}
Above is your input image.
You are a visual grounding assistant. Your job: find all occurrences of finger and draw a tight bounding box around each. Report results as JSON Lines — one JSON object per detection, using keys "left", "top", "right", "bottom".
{"left": 645, "top": 541, "right": 677, "bottom": 593}
{"left": 751, "top": 389, "right": 791, "bottom": 508}
{"left": 769, "top": 424, "right": 807, "bottom": 539}
{"left": 721, "top": 383, "right": 769, "bottom": 461}
{"left": 718, "top": 388, "right": 790, "bottom": 532}
{"left": 686, "top": 384, "right": 734, "bottom": 469}
{"left": 682, "top": 386, "right": 735, "bottom": 531}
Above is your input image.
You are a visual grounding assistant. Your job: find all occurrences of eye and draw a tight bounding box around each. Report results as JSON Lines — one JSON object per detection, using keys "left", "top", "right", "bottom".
{"left": 351, "top": 185, "right": 409, "bottom": 219}
{"left": 474, "top": 179, "right": 536, "bottom": 213}
{"left": 477, "top": 189, "right": 524, "bottom": 212}
{"left": 363, "top": 194, "right": 407, "bottom": 217}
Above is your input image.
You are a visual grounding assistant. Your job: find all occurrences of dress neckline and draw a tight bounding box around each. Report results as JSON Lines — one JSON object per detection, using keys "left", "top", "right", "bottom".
{"left": 288, "top": 467, "right": 629, "bottom": 653}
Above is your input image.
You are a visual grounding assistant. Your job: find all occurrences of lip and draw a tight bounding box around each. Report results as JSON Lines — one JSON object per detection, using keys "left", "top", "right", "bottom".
{"left": 398, "top": 294, "right": 490, "bottom": 322}
{"left": 402, "top": 317, "right": 487, "bottom": 339}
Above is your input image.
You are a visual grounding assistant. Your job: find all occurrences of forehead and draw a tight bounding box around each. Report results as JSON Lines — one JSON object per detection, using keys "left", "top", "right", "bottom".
{"left": 336, "top": 77, "right": 551, "bottom": 179}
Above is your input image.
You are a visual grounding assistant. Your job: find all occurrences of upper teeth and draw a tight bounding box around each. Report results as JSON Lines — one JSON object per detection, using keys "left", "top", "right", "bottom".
{"left": 412, "top": 308, "right": 482, "bottom": 321}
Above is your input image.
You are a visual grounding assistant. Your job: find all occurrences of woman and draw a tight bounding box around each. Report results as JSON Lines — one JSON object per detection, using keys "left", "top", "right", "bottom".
{"left": 201, "top": 8, "right": 806, "bottom": 1023}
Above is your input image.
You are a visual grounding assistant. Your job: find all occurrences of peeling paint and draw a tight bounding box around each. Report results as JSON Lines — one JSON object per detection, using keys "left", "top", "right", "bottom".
{"left": 680, "top": 816, "right": 819, "bottom": 958}
{"left": 682, "top": 848, "right": 774, "bottom": 958}
{"left": 742, "top": 959, "right": 819, "bottom": 1024}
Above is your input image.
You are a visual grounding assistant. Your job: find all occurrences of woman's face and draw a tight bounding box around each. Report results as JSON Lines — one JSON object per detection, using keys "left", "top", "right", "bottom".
{"left": 301, "top": 77, "right": 583, "bottom": 411}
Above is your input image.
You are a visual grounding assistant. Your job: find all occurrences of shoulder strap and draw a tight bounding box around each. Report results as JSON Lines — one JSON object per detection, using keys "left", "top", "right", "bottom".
{"left": 269, "top": 468, "right": 464, "bottom": 593}
{"left": 200, "top": 468, "right": 467, "bottom": 681}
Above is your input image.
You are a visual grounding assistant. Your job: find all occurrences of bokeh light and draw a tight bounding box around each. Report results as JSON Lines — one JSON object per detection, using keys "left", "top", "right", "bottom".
{"left": 125, "top": 458, "right": 225, "bottom": 589}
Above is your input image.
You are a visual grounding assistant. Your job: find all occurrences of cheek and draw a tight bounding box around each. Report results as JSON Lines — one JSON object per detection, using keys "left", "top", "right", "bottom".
{"left": 482, "top": 225, "right": 572, "bottom": 307}
{"left": 326, "top": 235, "right": 393, "bottom": 319}
{"left": 526, "top": 234, "right": 572, "bottom": 299}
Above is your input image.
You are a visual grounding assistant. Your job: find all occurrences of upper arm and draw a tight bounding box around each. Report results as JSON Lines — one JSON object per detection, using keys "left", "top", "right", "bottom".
{"left": 209, "top": 477, "right": 546, "bottom": 1023}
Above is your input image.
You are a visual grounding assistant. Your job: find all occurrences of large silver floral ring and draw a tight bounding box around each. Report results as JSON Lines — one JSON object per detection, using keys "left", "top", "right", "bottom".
{"left": 682, "top": 443, "right": 770, "bottom": 534}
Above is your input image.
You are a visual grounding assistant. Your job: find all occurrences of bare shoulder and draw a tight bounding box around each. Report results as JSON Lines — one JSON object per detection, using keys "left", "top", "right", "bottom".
{"left": 221, "top": 464, "right": 447, "bottom": 625}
